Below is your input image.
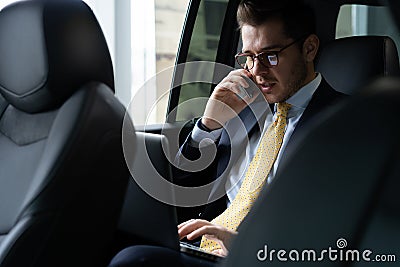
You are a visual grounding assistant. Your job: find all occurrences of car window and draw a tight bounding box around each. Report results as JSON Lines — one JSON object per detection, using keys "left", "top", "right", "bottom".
{"left": 336, "top": 4, "right": 400, "bottom": 57}
{"left": 129, "top": 0, "right": 190, "bottom": 125}
{"left": 171, "top": 0, "right": 230, "bottom": 122}
{"left": 85, "top": 0, "right": 190, "bottom": 126}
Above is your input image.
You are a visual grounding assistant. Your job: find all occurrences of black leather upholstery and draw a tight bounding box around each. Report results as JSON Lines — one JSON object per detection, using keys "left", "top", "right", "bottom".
{"left": 0, "top": 1, "right": 133, "bottom": 267}
{"left": 223, "top": 77, "right": 400, "bottom": 267}
{"left": 317, "top": 36, "right": 400, "bottom": 95}
{"left": 0, "top": 0, "right": 114, "bottom": 113}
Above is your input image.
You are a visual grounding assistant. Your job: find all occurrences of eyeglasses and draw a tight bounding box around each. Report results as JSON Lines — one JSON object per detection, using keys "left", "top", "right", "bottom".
{"left": 235, "top": 37, "right": 305, "bottom": 70}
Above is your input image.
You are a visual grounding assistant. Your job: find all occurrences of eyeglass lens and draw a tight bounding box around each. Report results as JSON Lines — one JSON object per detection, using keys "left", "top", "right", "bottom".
{"left": 236, "top": 53, "right": 278, "bottom": 69}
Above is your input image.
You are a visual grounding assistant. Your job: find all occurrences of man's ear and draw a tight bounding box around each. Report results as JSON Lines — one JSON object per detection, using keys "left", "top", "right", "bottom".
{"left": 303, "top": 34, "right": 319, "bottom": 62}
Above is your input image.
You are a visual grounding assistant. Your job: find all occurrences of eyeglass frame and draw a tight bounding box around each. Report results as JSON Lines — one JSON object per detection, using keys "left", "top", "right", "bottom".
{"left": 235, "top": 35, "right": 308, "bottom": 70}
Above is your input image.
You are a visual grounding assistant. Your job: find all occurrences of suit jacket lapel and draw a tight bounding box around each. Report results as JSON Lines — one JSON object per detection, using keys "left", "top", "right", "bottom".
{"left": 288, "top": 79, "right": 344, "bottom": 147}
{"left": 215, "top": 106, "right": 260, "bottom": 186}
{"left": 280, "top": 78, "right": 346, "bottom": 170}
{"left": 218, "top": 105, "right": 260, "bottom": 146}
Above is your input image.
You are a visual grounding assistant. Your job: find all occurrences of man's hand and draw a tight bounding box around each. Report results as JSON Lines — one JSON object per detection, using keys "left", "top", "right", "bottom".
{"left": 178, "top": 219, "right": 238, "bottom": 257}
{"left": 201, "top": 69, "right": 259, "bottom": 130}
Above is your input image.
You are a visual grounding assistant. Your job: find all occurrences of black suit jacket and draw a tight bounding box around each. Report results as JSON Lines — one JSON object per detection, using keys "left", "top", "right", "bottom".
{"left": 174, "top": 78, "right": 346, "bottom": 221}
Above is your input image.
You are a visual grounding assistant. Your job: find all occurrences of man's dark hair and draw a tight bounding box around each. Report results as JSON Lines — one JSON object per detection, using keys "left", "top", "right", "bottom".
{"left": 237, "top": 0, "right": 316, "bottom": 41}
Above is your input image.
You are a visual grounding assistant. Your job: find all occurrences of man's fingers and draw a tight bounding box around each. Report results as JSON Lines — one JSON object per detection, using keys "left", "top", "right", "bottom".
{"left": 186, "top": 225, "right": 220, "bottom": 240}
{"left": 215, "top": 81, "right": 242, "bottom": 96}
{"left": 210, "top": 249, "right": 226, "bottom": 257}
{"left": 177, "top": 219, "right": 194, "bottom": 229}
{"left": 177, "top": 219, "right": 210, "bottom": 239}
{"left": 229, "top": 74, "right": 250, "bottom": 88}
{"left": 216, "top": 69, "right": 255, "bottom": 94}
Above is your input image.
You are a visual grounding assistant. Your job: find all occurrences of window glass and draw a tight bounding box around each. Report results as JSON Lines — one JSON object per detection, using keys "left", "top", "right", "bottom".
{"left": 129, "top": 0, "right": 190, "bottom": 125}
{"left": 336, "top": 4, "right": 400, "bottom": 56}
{"left": 85, "top": 0, "right": 189, "bottom": 125}
{"left": 175, "top": 0, "right": 229, "bottom": 122}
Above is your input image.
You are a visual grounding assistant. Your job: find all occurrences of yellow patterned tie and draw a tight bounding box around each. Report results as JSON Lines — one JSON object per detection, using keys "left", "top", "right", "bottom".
{"left": 200, "top": 102, "right": 292, "bottom": 252}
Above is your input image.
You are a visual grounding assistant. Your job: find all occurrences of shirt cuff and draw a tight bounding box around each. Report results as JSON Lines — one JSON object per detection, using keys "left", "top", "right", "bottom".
{"left": 191, "top": 118, "right": 223, "bottom": 144}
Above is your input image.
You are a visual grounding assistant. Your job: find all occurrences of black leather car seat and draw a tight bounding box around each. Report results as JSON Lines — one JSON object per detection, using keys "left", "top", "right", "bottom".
{"left": 317, "top": 35, "right": 400, "bottom": 94}
{"left": 0, "top": 1, "right": 133, "bottom": 267}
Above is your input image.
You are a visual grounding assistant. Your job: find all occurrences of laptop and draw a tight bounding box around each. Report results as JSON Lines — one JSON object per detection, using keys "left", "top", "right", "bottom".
{"left": 118, "top": 131, "right": 223, "bottom": 262}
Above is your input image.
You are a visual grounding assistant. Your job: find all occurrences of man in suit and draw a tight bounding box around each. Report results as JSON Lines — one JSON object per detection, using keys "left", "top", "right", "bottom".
{"left": 109, "top": 0, "right": 345, "bottom": 266}
{"left": 176, "top": 0, "right": 345, "bottom": 257}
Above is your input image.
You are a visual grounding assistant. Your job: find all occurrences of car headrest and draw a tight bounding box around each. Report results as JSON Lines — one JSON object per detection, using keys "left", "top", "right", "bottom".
{"left": 317, "top": 36, "right": 400, "bottom": 95}
{"left": 0, "top": 0, "right": 114, "bottom": 113}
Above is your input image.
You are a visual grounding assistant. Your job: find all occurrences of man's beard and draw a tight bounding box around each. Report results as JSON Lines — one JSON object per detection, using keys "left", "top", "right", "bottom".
{"left": 283, "top": 58, "right": 308, "bottom": 102}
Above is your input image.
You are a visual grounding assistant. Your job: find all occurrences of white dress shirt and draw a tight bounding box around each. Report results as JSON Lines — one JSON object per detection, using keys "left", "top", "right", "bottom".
{"left": 191, "top": 73, "right": 322, "bottom": 205}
